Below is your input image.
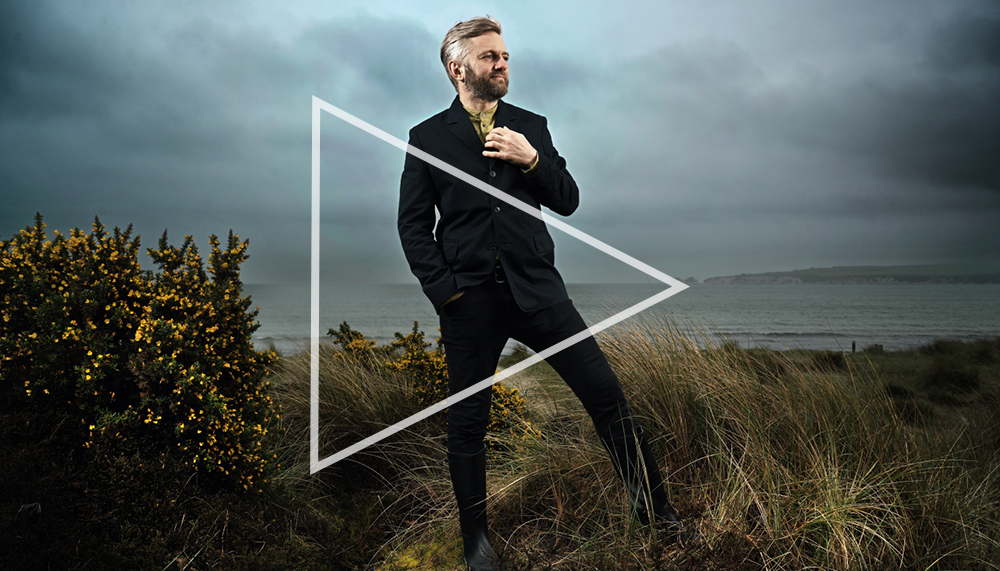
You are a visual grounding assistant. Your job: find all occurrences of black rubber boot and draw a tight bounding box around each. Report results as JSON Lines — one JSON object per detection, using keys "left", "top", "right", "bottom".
{"left": 600, "top": 423, "right": 689, "bottom": 545}
{"left": 448, "top": 447, "right": 503, "bottom": 571}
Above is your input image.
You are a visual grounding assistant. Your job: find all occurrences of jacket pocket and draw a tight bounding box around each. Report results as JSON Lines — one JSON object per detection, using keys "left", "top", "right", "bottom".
{"left": 533, "top": 232, "right": 554, "bottom": 253}
{"left": 443, "top": 239, "right": 459, "bottom": 261}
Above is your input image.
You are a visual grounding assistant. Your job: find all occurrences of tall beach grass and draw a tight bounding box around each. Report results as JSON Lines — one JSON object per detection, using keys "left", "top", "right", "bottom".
{"left": 270, "top": 318, "right": 1000, "bottom": 570}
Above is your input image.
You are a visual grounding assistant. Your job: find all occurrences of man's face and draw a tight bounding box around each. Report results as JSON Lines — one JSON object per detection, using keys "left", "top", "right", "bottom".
{"left": 461, "top": 32, "right": 509, "bottom": 101}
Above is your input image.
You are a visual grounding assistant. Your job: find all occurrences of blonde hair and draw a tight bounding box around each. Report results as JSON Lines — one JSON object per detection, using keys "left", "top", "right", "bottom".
{"left": 440, "top": 16, "right": 503, "bottom": 92}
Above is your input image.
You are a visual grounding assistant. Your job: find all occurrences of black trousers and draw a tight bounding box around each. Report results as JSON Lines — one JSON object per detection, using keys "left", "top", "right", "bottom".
{"left": 439, "top": 272, "right": 634, "bottom": 455}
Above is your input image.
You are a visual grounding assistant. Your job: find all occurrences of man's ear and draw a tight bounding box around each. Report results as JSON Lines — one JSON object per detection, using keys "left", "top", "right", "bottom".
{"left": 448, "top": 60, "right": 464, "bottom": 84}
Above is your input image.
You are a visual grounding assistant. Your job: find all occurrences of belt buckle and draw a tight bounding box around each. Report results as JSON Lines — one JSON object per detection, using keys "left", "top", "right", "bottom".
{"left": 494, "top": 262, "right": 506, "bottom": 284}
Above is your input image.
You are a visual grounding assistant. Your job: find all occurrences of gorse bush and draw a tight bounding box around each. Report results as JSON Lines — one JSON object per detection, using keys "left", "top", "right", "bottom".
{"left": 383, "top": 323, "right": 451, "bottom": 407}
{"left": 1, "top": 215, "right": 146, "bottom": 421}
{"left": 0, "top": 214, "right": 279, "bottom": 492}
{"left": 135, "top": 228, "right": 280, "bottom": 491}
{"left": 328, "top": 321, "right": 539, "bottom": 451}
{"left": 327, "top": 320, "right": 383, "bottom": 371}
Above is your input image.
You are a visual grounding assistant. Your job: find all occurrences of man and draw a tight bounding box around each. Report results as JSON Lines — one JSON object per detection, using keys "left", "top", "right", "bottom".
{"left": 398, "top": 16, "right": 687, "bottom": 570}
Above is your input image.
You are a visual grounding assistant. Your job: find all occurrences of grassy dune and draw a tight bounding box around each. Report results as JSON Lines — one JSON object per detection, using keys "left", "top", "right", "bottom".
{"left": 268, "top": 320, "right": 1000, "bottom": 570}
{"left": 5, "top": 323, "right": 998, "bottom": 569}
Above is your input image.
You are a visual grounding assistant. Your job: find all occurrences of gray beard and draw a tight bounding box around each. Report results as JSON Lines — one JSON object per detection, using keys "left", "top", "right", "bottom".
{"left": 465, "top": 64, "right": 508, "bottom": 102}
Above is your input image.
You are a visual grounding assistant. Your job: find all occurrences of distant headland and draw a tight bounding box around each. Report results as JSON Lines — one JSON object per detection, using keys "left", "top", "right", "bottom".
{"left": 701, "top": 263, "right": 1000, "bottom": 285}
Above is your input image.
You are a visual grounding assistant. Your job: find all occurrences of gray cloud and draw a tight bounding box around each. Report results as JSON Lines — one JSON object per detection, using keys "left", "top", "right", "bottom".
{"left": 2, "top": 1, "right": 998, "bottom": 285}
{"left": 927, "top": 11, "right": 1000, "bottom": 69}
{"left": 1, "top": 4, "right": 445, "bottom": 282}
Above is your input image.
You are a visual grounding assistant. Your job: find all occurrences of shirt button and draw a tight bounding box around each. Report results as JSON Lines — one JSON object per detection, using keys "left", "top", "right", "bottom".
{"left": 493, "top": 206, "right": 501, "bottom": 213}
{"left": 489, "top": 171, "right": 496, "bottom": 178}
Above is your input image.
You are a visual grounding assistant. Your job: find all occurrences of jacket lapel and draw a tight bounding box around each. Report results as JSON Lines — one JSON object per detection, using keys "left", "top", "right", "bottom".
{"left": 489, "top": 100, "right": 517, "bottom": 172}
{"left": 446, "top": 97, "right": 519, "bottom": 174}
{"left": 446, "top": 96, "right": 484, "bottom": 154}
{"left": 493, "top": 99, "right": 517, "bottom": 132}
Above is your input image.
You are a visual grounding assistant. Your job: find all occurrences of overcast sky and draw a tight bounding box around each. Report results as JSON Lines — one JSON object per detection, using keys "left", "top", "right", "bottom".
{"left": 2, "top": 0, "right": 998, "bottom": 285}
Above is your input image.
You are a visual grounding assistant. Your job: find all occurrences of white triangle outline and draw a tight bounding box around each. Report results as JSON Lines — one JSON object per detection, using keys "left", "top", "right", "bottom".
{"left": 309, "top": 96, "right": 688, "bottom": 474}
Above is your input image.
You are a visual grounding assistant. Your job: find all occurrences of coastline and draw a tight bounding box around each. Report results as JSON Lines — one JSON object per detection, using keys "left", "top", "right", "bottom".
{"left": 701, "top": 262, "right": 1000, "bottom": 285}
{"left": 246, "top": 282, "right": 1000, "bottom": 357}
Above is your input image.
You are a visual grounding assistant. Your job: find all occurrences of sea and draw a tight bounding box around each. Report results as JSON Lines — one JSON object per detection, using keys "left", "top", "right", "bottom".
{"left": 244, "top": 283, "right": 1000, "bottom": 356}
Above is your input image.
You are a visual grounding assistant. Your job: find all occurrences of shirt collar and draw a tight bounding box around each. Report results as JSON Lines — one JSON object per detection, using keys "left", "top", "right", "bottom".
{"left": 463, "top": 103, "right": 499, "bottom": 122}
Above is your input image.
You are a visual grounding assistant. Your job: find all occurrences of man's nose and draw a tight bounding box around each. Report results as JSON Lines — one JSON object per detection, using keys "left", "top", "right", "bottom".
{"left": 495, "top": 58, "right": 508, "bottom": 71}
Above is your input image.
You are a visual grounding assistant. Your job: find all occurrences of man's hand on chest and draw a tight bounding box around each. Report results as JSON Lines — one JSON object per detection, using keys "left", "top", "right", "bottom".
{"left": 483, "top": 126, "right": 539, "bottom": 171}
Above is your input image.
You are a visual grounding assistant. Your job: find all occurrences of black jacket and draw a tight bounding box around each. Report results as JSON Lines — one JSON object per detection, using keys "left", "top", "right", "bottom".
{"left": 398, "top": 96, "right": 580, "bottom": 313}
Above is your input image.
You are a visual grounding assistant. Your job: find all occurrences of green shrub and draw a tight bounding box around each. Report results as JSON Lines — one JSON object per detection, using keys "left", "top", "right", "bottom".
{"left": 0, "top": 214, "right": 279, "bottom": 492}
{"left": 327, "top": 320, "right": 385, "bottom": 370}
{"left": 919, "top": 337, "right": 999, "bottom": 364}
{"left": 968, "top": 338, "right": 997, "bottom": 364}
{"left": 883, "top": 384, "right": 935, "bottom": 426}
{"left": 808, "top": 350, "right": 847, "bottom": 372}
{"left": 383, "top": 322, "right": 451, "bottom": 408}
{"left": 921, "top": 354, "right": 980, "bottom": 394}
{"left": 1, "top": 215, "right": 147, "bottom": 419}
{"left": 919, "top": 339, "right": 966, "bottom": 357}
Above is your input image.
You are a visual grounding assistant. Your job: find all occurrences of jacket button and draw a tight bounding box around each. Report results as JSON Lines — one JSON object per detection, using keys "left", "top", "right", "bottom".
{"left": 489, "top": 170, "right": 496, "bottom": 178}
{"left": 493, "top": 206, "right": 501, "bottom": 213}
{"left": 489, "top": 244, "right": 497, "bottom": 250}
